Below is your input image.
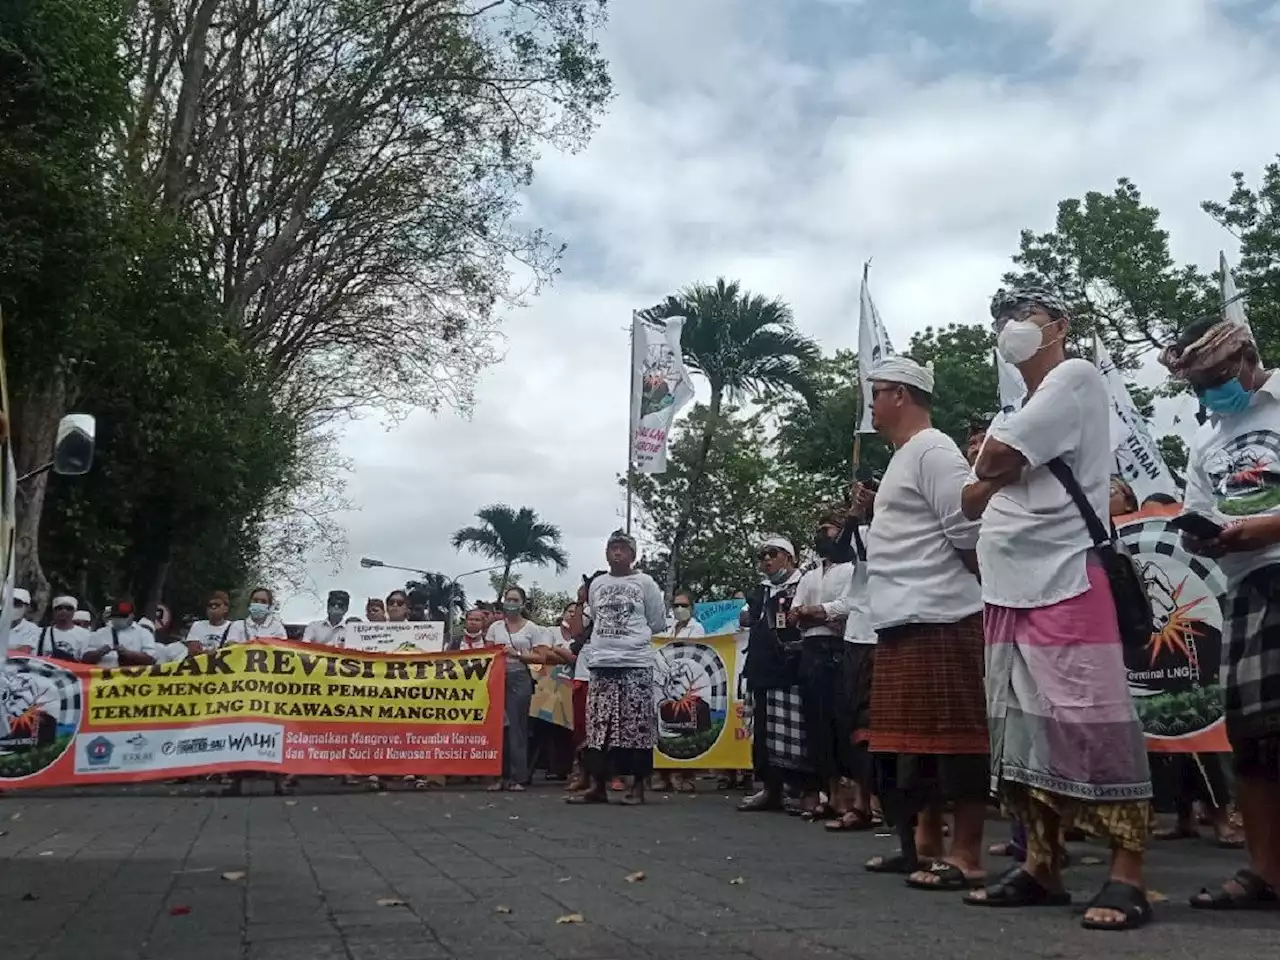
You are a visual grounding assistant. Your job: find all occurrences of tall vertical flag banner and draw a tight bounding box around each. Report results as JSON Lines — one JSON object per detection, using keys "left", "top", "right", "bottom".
{"left": 1220, "top": 251, "right": 1251, "bottom": 336}
{"left": 630, "top": 314, "right": 695, "bottom": 473}
{"left": 1095, "top": 335, "right": 1178, "bottom": 501}
{"left": 995, "top": 350, "right": 1026, "bottom": 414}
{"left": 856, "top": 263, "right": 894, "bottom": 434}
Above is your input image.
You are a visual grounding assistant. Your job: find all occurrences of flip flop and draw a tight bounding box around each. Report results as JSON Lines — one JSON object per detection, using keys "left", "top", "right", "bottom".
{"left": 865, "top": 852, "right": 920, "bottom": 875}
{"left": 905, "top": 861, "right": 986, "bottom": 891}
{"left": 1190, "top": 869, "right": 1280, "bottom": 910}
{"left": 1081, "top": 881, "right": 1154, "bottom": 931}
{"left": 824, "top": 810, "right": 873, "bottom": 832}
{"left": 965, "top": 868, "right": 1072, "bottom": 908}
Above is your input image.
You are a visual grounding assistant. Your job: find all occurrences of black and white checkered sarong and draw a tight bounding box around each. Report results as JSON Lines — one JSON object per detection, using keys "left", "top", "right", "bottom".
{"left": 1223, "top": 563, "right": 1280, "bottom": 740}
{"left": 764, "top": 686, "right": 810, "bottom": 772}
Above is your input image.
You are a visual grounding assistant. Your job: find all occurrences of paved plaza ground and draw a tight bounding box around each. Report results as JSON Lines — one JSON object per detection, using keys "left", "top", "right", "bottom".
{"left": 2, "top": 780, "right": 1277, "bottom": 960}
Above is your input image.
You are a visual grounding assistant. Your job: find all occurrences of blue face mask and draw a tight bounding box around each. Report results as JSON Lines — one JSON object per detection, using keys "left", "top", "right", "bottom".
{"left": 248, "top": 602, "right": 270, "bottom": 619}
{"left": 1201, "top": 378, "right": 1252, "bottom": 415}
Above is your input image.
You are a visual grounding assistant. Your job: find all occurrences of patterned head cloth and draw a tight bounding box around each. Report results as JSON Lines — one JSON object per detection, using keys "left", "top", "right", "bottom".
{"left": 989, "top": 286, "right": 1071, "bottom": 322}
{"left": 607, "top": 529, "right": 637, "bottom": 553}
{"left": 816, "top": 503, "right": 848, "bottom": 528}
{"left": 1159, "top": 318, "right": 1253, "bottom": 382}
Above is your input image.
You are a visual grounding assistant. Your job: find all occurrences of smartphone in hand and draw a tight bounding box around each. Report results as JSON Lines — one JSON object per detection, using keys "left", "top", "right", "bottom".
{"left": 1168, "top": 512, "right": 1224, "bottom": 540}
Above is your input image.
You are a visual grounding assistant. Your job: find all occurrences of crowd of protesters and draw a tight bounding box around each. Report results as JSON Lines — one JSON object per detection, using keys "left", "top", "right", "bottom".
{"left": 6, "top": 285, "right": 1280, "bottom": 930}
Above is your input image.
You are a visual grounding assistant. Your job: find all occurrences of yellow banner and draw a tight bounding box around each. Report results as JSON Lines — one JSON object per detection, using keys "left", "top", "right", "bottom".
{"left": 652, "top": 631, "right": 751, "bottom": 770}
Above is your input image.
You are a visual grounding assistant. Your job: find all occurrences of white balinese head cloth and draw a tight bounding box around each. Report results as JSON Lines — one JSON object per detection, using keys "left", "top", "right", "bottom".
{"left": 759, "top": 535, "right": 796, "bottom": 560}
{"left": 73, "top": 610, "right": 93, "bottom": 625}
{"left": 869, "top": 356, "right": 934, "bottom": 394}
{"left": 52, "top": 596, "right": 78, "bottom": 610}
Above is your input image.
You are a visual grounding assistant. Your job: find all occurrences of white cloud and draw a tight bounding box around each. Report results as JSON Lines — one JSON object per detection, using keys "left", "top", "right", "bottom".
{"left": 282, "top": 0, "right": 1280, "bottom": 619}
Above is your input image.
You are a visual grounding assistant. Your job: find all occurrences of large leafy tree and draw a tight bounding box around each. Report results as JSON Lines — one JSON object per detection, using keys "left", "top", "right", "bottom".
{"left": 631, "top": 404, "right": 829, "bottom": 600}
{"left": 452, "top": 504, "right": 569, "bottom": 598}
{"left": 640, "top": 278, "right": 820, "bottom": 596}
{"left": 1004, "top": 178, "right": 1214, "bottom": 370}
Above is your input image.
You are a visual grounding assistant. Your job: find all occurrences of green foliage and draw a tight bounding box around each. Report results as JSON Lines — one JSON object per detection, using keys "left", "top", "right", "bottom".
{"left": 656, "top": 718, "right": 726, "bottom": 761}
{"left": 1003, "top": 178, "right": 1214, "bottom": 369}
{"left": 1134, "top": 686, "right": 1224, "bottom": 738}
{"left": 453, "top": 505, "right": 569, "bottom": 598}
{"left": 0, "top": 733, "right": 72, "bottom": 779}
{"left": 1203, "top": 160, "right": 1280, "bottom": 365}
{"left": 632, "top": 404, "right": 829, "bottom": 599}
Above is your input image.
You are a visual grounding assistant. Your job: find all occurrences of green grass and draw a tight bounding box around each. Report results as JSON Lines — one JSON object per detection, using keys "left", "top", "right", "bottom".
{"left": 1134, "top": 686, "right": 1224, "bottom": 738}
{"left": 657, "top": 717, "right": 727, "bottom": 761}
{"left": 0, "top": 732, "right": 73, "bottom": 779}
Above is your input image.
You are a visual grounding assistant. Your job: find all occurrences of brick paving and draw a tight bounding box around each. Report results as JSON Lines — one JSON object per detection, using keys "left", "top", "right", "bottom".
{"left": 1, "top": 780, "right": 1276, "bottom": 960}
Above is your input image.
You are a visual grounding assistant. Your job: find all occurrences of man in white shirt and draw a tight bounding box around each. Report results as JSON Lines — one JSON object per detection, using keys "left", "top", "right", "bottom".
{"left": 185, "top": 590, "right": 246, "bottom": 655}
{"left": 302, "top": 590, "right": 350, "bottom": 646}
{"left": 82, "top": 601, "right": 160, "bottom": 668}
{"left": 1158, "top": 313, "right": 1280, "bottom": 914}
{"left": 859, "top": 356, "right": 989, "bottom": 892}
{"left": 964, "top": 287, "right": 1151, "bottom": 928}
{"left": 34, "top": 596, "right": 91, "bottom": 660}
{"left": 6, "top": 588, "right": 42, "bottom": 655}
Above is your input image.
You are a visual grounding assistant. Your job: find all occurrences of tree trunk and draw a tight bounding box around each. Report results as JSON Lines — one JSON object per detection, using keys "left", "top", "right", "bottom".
{"left": 11, "top": 374, "right": 69, "bottom": 618}
{"left": 665, "top": 385, "right": 723, "bottom": 600}
{"left": 498, "top": 562, "right": 512, "bottom": 599}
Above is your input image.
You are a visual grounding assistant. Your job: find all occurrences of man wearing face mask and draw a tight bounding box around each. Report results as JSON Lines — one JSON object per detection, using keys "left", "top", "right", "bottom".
{"left": 963, "top": 287, "right": 1152, "bottom": 929}
{"left": 6, "top": 588, "right": 41, "bottom": 655}
{"left": 737, "top": 536, "right": 811, "bottom": 813}
{"left": 82, "top": 601, "right": 160, "bottom": 668}
{"left": 1158, "top": 314, "right": 1280, "bottom": 913}
{"left": 789, "top": 508, "right": 857, "bottom": 821}
{"left": 303, "top": 590, "right": 350, "bottom": 646}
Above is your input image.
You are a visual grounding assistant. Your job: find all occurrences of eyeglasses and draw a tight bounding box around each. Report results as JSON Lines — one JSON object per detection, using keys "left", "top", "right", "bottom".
{"left": 672, "top": 603, "right": 691, "bottom": 609}
{"left": 387, "top": 599, "right": 407, "bottom": 607}
{"left": 758, "top": 549, "right": 781, "bottom": 561}
{"left": 993, "top": 303, "right": 1054, "bottom": 331}
{"left": 870, "top": 385, "right": 900, "bottom": 401}
{"left": 53, "top": 605, "right": 75, "bottom": 612}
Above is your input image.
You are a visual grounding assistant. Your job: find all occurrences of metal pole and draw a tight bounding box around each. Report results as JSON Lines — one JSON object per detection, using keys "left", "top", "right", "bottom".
{"left": 626, "top": 313, "right": 636, "bottom": 534}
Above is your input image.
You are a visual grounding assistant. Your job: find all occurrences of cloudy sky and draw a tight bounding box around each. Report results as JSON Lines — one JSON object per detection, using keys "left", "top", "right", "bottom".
{"left": 284, "top": 0, "right": 1280, "bottom": 620}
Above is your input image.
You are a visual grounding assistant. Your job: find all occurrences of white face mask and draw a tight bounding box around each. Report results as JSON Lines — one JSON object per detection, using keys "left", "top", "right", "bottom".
{"left": 672, "top": 607, "right": 692, "bottom": 623}
{"left": 996, "top": 319, "right": 1045, "bottom": 364}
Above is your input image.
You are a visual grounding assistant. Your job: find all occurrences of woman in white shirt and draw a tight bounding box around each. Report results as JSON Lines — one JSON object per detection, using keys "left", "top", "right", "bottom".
{"left": 241, "top": 587, "right": 287, "bottom": 642}
{"left": 485, "top": 585, "right": 552, "bottom": 791}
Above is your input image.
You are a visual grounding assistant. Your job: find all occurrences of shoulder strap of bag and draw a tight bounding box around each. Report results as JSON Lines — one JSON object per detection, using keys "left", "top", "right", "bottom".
{"left": 38, "top": 626, "right": 50, "bottom": 656}
{"left": 1046, "top": 457, "right": 1114, "bottom": 548}
{"left": 218, "top": 622, "right": 233, "bottom": 647}
{"left": 111, "top": 626, "right": 120, "bottom": 648}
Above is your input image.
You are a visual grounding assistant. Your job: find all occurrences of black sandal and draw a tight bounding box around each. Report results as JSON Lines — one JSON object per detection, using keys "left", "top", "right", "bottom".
{"left": 1190, "top": 869, "right": 1280, "bottom": 911}
{"left": 824, "top": 810, "right": 873, "bottom": 832}
{"left": 1081, "top": 881, "right": 1153, "bottom": 930}
{"left": 905, "top": 861, "right": 985, "bottom": 891}
{"left": 865, "top": 852, "right": 920, "bottom": 875}
{"left": 964, "top": 868, "right": 1071, "bottom": 908}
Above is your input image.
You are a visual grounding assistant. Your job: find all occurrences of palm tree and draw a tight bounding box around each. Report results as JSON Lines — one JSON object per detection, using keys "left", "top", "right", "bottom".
{"left": 451, "top": 504, "right": 569, "bottom": 597}
{"left": 640, "top": 278, "right": 820, "bottom": 596}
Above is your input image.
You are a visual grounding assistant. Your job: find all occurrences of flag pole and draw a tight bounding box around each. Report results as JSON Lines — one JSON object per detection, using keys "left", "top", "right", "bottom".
{"left": 626, "top": 313, "right": 636, "bottom": 534}
{"left": 850, "top": 258, "right": 872, "bottom": 483}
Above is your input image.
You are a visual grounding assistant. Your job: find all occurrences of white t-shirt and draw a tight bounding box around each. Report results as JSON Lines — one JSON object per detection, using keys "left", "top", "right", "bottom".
{"left": 978, "top": 358, "right": 1113, "bottom": 609}
{"left": 243, "top": 615, "right": 287, "bottom": 642}
{"left": 586, "top": 572, "right": 666, "bottom": 669}
{"left": 792, "top": 562, "right": 855, "bottom": 639}
{"left": 185, "top": 619, "right": 247, "bottom": 653}
{"left": 6, "top": 618, "right": 42, "bottom": 655}
{"left": 667, "top": 617, "right": 707, "bottom": 639}
{"left": 1184, "top": 372, "right": 1280, "bottom": 583}
{"left": 866, "top": 427, "right": 983, "bottom": 630}
{"left": 86, "top": 622, "right": 161, "bottom": 667}
{"left": 34, "top": 624, "right": 91, "bottom": 659}
{"left": 302, "top": 619, "right": 346, "bottom": 647}
{"left": 486, "top": 619, "right": 547, "bottom": 671}
{"left": 842, "top": 559, "right": 877, "bottom": 645}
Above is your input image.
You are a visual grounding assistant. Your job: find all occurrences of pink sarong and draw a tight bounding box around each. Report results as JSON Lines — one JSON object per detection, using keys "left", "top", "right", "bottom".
{"left": 983, "top": 562, "right": 1151, "bottom": 802}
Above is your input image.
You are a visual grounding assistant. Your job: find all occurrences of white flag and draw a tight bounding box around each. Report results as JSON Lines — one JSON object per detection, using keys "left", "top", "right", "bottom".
{"left": 856, "top": 263, "right": 894, "bottom": 434}
{"left": 1220, "top": 251, "right": 1251, "bottom": 335}
{"left": 630, "top": 313, "right": 695, "bottom": 473}
{"left": 995, "top": 350, "right": 1025, "bottom": 413}
{"left": 1094, "top": 335, "right": 1178, "bottom": 501}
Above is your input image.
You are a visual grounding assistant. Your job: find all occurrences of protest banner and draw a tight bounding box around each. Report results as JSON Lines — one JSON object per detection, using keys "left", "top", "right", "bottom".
{"left": 529, "top": 664, "right": 575, "bottom": 729}
{"left": 652, "top": 631, "right": 751, "bottom": 770}
{"left": 694, "top": 598, "right": 746, "bottom": 636}
{"left": 344, "top": 620, "right": 446, "bottom": 654}
{"left": 0, "top": 642, "right": 504, "bottom": 786}
{"left": 1115, "top": 505, "right": 1231, "bottom": 753}
{"left": 630, "top": 313, "right": 695, "bottom": 473}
